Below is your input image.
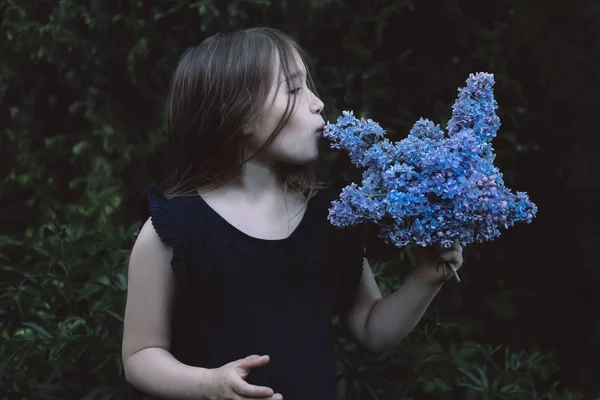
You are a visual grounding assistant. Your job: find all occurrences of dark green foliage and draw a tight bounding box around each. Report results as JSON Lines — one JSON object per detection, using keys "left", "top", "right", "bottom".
{"left": 1, "top": 0, "right": 599, "bottom": 398}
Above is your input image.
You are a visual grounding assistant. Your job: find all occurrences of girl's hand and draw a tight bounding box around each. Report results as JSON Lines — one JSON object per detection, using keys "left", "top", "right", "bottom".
{"left": 208, "top": 355, "right": 283, "bottom": 400}
{"left": 413, "top": 240, "right": 464, "bottom": 285}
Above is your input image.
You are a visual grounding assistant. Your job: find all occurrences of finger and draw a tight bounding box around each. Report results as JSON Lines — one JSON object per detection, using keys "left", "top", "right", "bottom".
{"left": 452, "top": 240, "right": 463, "bottom": 252}
{"left": 232, "top": 379, "right": 275, "bottom": 399}
{"left": 436, "top": 243, "right": 457, "bottom": 257}
{"left": 237, "top": 354, "right": 270, "bottom": 369}
{"left": 261, "top": 394, "right": 283, "bottom": 400}
{"left": 439, "top": 250, "right": 459, "bottom": 263}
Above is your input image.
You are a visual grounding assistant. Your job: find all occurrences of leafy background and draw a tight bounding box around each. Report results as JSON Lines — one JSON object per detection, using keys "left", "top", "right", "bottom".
{"left": 1, "top": 0, "right": 599, "bottom": 399}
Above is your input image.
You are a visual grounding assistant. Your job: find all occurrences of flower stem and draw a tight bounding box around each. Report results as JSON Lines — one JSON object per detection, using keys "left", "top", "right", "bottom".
{"left": 444, "top": 262, "right": 461, "bottom": 283}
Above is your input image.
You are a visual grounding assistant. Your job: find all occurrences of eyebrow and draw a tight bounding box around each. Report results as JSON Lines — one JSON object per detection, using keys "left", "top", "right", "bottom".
{"left": 280, "top": 70, "right": 306, "bottom": 83}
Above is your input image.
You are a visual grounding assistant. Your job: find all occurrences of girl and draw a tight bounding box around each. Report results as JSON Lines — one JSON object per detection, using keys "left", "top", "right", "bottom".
{"left": 122, "top": 27, "right": 463, "bottom": 400}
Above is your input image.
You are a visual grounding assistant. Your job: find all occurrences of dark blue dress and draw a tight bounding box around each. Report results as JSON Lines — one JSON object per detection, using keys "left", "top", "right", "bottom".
{"left": 136, "top": 183, "right": 365, "bottom": 400}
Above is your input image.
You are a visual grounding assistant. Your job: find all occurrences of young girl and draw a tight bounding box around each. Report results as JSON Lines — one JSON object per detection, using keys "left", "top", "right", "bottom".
{"left": 122, "top": 27, "right": 464, "bottom": 400}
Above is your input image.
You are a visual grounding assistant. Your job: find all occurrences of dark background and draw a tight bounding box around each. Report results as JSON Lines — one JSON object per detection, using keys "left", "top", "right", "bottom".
{"left": 1, "top": 0, "right": 599, "bottom": 398}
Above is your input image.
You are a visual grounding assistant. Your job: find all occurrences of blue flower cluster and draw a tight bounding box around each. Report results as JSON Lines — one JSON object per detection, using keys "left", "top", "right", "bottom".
{"left": 323, "top": 72, "right": 538, "bottom": 249}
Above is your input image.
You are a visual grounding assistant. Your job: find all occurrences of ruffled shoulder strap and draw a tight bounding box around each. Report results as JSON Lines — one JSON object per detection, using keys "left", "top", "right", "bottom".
{"left": 139, "top": 184, "right": 188, "bottom": 288}
{"left": 144, "top": 184, "right": 173, "bottom": 241}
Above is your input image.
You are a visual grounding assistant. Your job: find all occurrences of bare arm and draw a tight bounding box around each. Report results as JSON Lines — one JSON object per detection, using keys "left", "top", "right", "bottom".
{"left": 340, "top": 258, "right": 441, "bottom": 357}
{"left": 122, "top": 219, "right": 214, "bottom": 399}
{"left": 362, "top": 271, "right": 441, "bottom": 356}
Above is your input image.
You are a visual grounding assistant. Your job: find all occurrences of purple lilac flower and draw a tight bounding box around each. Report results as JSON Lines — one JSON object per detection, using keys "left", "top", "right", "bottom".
{"left": 323, "top": 72, "right": 538, "bottom": 250}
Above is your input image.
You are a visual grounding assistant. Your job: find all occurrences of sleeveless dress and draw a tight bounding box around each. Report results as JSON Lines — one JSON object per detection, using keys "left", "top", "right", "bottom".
{"left": 136, "top": 183, "right": 365, "bottom": 400}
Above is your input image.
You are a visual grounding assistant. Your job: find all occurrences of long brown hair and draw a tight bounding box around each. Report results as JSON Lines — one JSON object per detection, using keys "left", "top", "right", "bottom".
{"left": 163, "top": 27, "right": 328, "bottom": 200}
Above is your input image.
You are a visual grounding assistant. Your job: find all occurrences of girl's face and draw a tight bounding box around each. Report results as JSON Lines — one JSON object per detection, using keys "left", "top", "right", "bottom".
{"left": 245, "top": 50, "right": 325, "bottom": 166}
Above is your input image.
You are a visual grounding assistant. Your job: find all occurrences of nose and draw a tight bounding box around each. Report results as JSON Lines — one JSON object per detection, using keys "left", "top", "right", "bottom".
{"left": 310, "top": 92, "right": 324, "bottom": 114}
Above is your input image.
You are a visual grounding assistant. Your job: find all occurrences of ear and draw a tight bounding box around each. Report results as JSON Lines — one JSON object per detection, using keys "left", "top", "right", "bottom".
{"left": 242, "top": 125, "right": 252, "bottom": 139}
{"left": 242, "top": 116, "right": 256, "bottom": 138}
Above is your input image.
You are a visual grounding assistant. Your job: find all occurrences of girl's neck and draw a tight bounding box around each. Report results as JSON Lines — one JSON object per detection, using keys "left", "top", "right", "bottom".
{"left": 215, "top": 160, "right": 286, "bottom": 200}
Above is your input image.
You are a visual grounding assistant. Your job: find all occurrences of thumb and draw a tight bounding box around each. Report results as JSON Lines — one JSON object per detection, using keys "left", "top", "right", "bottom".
{"left": 236, "top": 354, "right": 270, "bottom": 370}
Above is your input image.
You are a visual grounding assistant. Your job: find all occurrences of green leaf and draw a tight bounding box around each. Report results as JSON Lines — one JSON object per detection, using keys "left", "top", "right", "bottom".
{"left": 20, "top": 322, "right": 53, "bottom": 339}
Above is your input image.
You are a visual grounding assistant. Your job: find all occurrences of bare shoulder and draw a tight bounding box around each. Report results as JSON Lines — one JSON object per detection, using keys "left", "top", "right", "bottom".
{"left": 129, "top": 218, "right": 174, "bottom": 270}
{"left": 128, "top": 218, "right": 174, "bottom": 286}
{"left": 136, "top": 217, "right": 171, "bottom": 247}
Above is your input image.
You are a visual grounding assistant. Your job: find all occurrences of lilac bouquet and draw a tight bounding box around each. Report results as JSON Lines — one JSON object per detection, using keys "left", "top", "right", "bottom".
{"left": 324, "top": 73, "right": 537, "bottom": 275}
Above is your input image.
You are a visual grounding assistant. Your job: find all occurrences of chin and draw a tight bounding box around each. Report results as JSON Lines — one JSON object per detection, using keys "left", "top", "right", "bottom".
{"left": 297, "top": 151, "right": 320, "bottom": 165}
{"left": 280, "top": 153, "right": 319, "bottom": 167}
{"left": 275, "top": 146, "right": 319, "bottom": 165}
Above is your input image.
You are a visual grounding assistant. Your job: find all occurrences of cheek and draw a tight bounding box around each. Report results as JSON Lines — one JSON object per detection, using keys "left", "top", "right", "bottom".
{"left": 258, "top": 96, "right": 289, "bottom": 131}
{"left": 267, "top": 106, "right": 304, "bottom": 139}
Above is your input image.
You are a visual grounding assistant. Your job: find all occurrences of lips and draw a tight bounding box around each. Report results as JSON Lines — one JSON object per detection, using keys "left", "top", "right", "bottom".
{"left": 316, "top": 123, "right": 326, "bottom": 135}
